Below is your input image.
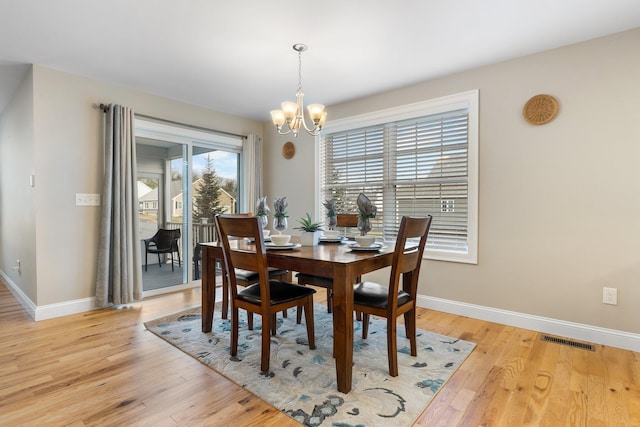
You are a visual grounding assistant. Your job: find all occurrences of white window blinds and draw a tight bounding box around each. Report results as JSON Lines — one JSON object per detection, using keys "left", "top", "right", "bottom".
{"left": 319, "top": 91, "right": 478, "bottom": 263}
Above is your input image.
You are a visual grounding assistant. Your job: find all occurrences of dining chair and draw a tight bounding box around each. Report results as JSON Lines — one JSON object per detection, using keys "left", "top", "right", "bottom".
{"left": 353, "top": 215, "right": 432, "bottom": 377}
{"left": 296, "top": 213, "right": 360, "bottom": 316}
{"left": 215, "top": 214, "right": 316, "bottom": 373}
{"left": 143, "top": 228, "right": 181, "bottom": 272}
{"left": 217, "top": 213, "right": 290, "bottom": 323}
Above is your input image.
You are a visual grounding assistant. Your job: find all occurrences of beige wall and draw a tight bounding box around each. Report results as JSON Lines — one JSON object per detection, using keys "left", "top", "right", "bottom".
{"left": 2, "top": 66, "right": 263, "bottom": 307}
{"left": 263, "top": 126, "right": 318, "bottom": 230}
{"left": 264, "top": 28, "right": 640, "bottom": 334}
{"left": 0, "top": 67, "right": 37, "bottom": 301}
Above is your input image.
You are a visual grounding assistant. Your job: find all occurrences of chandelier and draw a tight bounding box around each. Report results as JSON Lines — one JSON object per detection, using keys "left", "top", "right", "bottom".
{"left": 270, "top": 43, "right": 327, "bottom": 137}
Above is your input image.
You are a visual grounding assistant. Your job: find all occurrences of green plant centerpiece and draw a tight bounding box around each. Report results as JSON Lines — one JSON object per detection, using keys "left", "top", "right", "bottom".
{"left": 295, "top": 213, "right": 323, "bottom": 246}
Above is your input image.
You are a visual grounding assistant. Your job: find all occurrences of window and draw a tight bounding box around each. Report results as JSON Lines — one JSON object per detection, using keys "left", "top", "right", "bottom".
{"left": 319, "top": 90, "right": 478, "bottom": 263}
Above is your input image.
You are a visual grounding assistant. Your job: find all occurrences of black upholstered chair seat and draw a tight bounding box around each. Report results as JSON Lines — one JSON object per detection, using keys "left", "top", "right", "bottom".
{"left": 235, "top": 267, "right": 289, "bottom": 282}
{"left": 354, "top": 281, "right": 411, "bottom": 309}
{"left": 238, "top": 280, "right": 316, "bottom": 305}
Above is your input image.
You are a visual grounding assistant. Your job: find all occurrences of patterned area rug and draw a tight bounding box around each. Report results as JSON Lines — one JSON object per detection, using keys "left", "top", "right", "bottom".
{"left": 145, "top": 304, "right": 475, "bottom": 426}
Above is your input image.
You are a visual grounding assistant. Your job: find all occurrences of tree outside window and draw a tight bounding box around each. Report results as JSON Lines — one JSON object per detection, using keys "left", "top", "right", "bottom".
{"left": 193, "top": 155, "right": 226, "bottom": 223}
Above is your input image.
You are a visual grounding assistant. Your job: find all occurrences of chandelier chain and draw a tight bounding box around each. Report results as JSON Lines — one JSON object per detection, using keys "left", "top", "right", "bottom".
{"left": 297, "top": 49, "right": 303, "bottom": 93}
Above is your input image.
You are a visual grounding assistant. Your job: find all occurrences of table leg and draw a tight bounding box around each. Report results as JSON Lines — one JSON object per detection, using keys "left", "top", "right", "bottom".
{"left": 201, "top": 246, "right": 216, "bottom": 333}
{"left": 332, "top": 266, "right": 354, "bottom": 393}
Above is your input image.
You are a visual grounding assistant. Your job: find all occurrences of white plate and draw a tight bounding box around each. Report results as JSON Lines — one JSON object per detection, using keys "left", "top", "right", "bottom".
{"left": 265, "top": 242, "right": 301, "bottom": 250}
{"left": 245, "top": 237, "right": 271, "bottom": 242}
{"left": 348, "top": 242, "right": 385, "bottom": 252}
{"left": 319, "top": 236, "right": 345, "bottom": 243}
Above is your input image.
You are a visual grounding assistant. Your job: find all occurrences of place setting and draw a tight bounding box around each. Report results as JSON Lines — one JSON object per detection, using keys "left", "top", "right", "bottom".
{"left": 265, "top": 233, "right": 301, "bottom": 250}
{"left": 347, "top": 234, "right": 386, "bottom": 252}
{"left": 318, "top": 229, "right": 347, "bottom": 243}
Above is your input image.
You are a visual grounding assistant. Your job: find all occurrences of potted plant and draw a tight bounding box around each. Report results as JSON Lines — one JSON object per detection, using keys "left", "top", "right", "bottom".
{"left": 295, "top": 213, "right": 323, "bottom": 246}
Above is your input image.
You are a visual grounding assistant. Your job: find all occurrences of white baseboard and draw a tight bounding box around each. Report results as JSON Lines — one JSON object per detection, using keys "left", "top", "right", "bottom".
{"left": 417, "top": 295, "right": 640, "bottom": 353}
{"left": 34, "top": 297, "right": 97, "bottom": 321}
{"left": 3, "top": 268, "right": 638, "bottom": 352}
{"left": 1, "top": 270, "right": 37, "bottom": 319}
{"left": 0, "top": 270, "right": 98, "bottom": 321}
{"left": 1, "top": 269, "right": 203, "bottom": 321}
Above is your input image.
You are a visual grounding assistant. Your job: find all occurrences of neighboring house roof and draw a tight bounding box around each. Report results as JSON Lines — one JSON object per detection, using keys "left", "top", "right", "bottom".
{"left": 138, "top": 181, "right": 153, "bottom": 198}
{"left": 170, "top": 179, "right": 183, "bottom": 200}
{"left": 139, "top": 188, "right": 158, "bottom": 202}
{"left": 218, "top": 187, "right": 236, "bottom": 203}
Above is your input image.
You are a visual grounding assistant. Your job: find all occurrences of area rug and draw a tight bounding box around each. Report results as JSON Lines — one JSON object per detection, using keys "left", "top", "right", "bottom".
{"left": 145, "top": 304, "right": 475, "bottom": 426}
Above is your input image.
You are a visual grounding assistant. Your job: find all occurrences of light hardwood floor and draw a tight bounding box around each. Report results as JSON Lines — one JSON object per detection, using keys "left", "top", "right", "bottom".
{"left": 1, "top": 279, "right": 638, "bottom": 426}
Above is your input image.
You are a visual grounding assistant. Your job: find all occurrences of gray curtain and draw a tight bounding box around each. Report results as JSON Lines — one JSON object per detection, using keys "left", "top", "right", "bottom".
{"left": 95, "top": 104, "right": 142, "bottom": 307}
{"left": 243, "top": 134, "right": 262, "bottom": 214}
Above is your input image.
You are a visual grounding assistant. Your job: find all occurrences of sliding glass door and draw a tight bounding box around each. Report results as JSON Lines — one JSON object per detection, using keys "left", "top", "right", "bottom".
{"left": 135, "top": 119, "right": 243, "bottom": 295}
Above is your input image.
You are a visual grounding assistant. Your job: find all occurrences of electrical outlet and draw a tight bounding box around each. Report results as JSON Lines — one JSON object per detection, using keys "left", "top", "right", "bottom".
{"left": 603, "top": 287, "right": 618, "bottom": 305}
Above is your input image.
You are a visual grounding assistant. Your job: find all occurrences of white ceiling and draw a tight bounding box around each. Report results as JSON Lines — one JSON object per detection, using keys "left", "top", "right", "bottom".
{"left": 1, "top": 0, "right": 640, "bottom": 121}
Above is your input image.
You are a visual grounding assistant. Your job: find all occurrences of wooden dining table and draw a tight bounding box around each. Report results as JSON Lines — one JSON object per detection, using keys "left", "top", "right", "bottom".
{"left": 199, "top": 238, "right": 395, "bottom": 394}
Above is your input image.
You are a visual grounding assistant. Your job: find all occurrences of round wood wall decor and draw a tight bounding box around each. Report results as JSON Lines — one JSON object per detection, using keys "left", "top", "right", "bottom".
{"left": 523, "top": 94, "right": 558, "bottom": 125}
{"left": 282, "top": 141, "right": 296, "bottom": 159}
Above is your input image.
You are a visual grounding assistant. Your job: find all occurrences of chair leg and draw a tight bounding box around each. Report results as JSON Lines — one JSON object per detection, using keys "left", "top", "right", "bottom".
{"left": 303, "top": 297, "right": 315, "bottom": 350}
{"left": 260, "top": 313, "right": 271, "bottom": 373}
{"left": 354, "top": 276, "right": 362, "bottom": 321}
{"left": 362, "top": 313, "right": 370, "bottom": 339}
{"left": 271, "top": 314, "right": 277, "bottom": 336}
{"left": 157, "top": 253, "right": 162, "bottom": 268}
{"left": 327, "top": 289, "right": 333, "bottom": 313}
{"left": 145, "top": 252, "right": 148, "bottom": 272}
{"left": 177, "top": 248, "right": 181, "bottom": 267}
{"left": 221, "top": 270, "right": 229, "bottom": 320}
{"left": 248, "top": 312, "right": 254, "bottom": 330}
{"left": 230, "top": 307, "right": 239, "bottom": 357}
{"left": 170, "top": 252, "right": 175, "bottom": 271}
{"left": 387, "top": 317, "right": 398, "bottom": 377}
{"left": 296, "top": 304, "right": 303, "bottom": 324}
{"left": 406, "top": 309, "right": 417, "bottom": 357}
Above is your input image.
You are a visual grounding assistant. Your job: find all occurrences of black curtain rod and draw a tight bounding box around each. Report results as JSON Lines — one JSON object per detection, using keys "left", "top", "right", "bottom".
{"left": 98, "top": 103, "right": 246, "bottom": 139}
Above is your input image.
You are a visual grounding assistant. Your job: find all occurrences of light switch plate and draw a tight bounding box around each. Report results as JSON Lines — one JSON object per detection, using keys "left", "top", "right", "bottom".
{"left": 76, "top": 193, "right": 101, "bottom": 206}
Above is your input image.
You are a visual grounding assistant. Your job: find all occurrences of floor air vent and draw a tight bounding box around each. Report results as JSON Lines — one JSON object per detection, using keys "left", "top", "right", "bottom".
{"left": 541, "top": 335, "right": 596, "bottom": 351}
